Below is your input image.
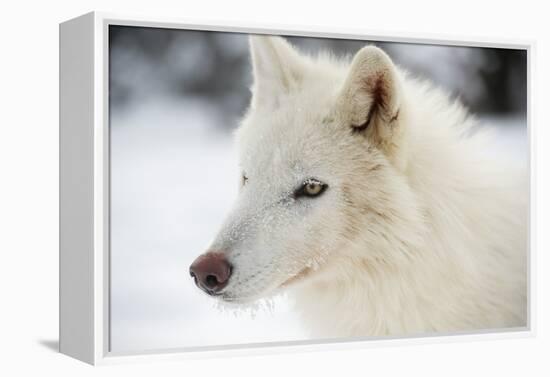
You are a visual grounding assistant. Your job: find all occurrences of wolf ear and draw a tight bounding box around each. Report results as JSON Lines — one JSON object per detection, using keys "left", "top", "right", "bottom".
{"left": 339, "top": 46, "right": 404, "bottom": 162}
{"left": 249, "top": 35, "right": 306, "bottom": 108}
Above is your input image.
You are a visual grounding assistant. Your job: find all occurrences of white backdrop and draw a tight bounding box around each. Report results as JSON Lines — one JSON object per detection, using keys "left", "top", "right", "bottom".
{"left": 0, "top": 0, "right": 548, "bottom": 376}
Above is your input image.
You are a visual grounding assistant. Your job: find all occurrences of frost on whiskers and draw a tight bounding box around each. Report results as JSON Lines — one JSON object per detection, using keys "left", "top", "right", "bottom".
{"left": 213, "top": 293, "right": 279, "bottom": 318}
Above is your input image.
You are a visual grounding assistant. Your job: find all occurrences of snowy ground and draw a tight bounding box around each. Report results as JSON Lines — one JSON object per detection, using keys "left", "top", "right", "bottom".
{"left": 110, "top": 98, "right": 306, "bottom": 353}
{"left": 110, "top": 98, "right": 527, "bottom": 353}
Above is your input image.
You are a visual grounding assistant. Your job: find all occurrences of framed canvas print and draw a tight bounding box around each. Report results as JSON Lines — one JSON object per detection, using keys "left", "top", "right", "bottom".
{"left": 59, "top": 11, "right": 533, "bottom": 365}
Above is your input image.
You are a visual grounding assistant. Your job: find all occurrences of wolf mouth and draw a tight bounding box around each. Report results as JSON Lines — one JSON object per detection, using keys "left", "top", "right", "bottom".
{"left": 213, "top": 267, "right": 313, "bottom": 304}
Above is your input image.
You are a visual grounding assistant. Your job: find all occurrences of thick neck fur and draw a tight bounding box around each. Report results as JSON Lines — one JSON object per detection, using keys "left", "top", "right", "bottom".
{"left": 289, "top": 70, "right": 527, "bottom": 338}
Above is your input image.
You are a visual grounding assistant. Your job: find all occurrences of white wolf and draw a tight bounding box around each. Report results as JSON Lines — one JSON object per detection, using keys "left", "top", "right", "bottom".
{"left": 189, "top": 36, "right": 527, "bottom": 338}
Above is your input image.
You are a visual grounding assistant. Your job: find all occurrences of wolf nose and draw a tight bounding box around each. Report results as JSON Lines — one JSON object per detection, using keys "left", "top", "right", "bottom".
{"left": 189, "top": 252, "right": 232, "bottom": 295}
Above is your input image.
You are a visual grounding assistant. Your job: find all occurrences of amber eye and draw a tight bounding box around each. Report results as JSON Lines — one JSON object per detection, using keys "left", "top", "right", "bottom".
{"left": 295, "top": 179, "right": 327, "bottom": 198}
{"left": 305, "top": 181, "right": 322, "bottom": 195}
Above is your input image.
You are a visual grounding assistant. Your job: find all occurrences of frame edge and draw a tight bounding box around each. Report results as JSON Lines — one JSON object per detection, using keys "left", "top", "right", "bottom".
{"left": 59, "top": 11, "right": 97, "bottom": 365}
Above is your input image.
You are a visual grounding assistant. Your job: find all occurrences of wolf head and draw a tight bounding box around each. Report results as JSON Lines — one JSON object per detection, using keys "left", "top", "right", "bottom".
{"left": 190, "top": 36, "right": 425, "bottom": 303}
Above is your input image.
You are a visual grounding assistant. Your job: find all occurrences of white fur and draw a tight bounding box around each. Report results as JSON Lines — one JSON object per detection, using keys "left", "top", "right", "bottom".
{"left": 198, "top": 36, "right": 527, "bottom": 338}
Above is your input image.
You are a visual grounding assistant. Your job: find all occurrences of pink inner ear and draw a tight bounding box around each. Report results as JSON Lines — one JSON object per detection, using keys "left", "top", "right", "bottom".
{"left": 351, "top": 73, "right": 387, "bottom": 133}
{"left": 363, "top": 71, "right": 391, "bottom": 112}
{"left": 352, "top": 68, "right": 401, "bottom": 134}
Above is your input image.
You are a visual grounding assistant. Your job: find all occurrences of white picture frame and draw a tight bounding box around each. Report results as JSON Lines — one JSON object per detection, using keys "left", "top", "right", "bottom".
{"left": 59, "top": 11, "right": 535, "bottom": 365}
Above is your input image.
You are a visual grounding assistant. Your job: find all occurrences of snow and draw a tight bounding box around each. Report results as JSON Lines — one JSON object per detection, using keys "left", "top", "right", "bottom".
{"left": 110, "top": 97, "right": 306, "bottom": 353}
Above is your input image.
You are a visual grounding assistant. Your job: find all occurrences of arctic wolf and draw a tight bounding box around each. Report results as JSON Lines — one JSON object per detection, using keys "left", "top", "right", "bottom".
{"left": 190, "top": 36, "right": 527, "bottom": 338}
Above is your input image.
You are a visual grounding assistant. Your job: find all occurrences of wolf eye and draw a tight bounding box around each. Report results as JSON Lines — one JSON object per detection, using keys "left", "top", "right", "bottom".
{"left": 295, "top": 179, "right": 327, "bottom": 198}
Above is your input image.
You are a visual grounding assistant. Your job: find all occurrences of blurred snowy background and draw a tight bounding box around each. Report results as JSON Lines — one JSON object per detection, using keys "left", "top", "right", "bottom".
{"left": 109, "top": 26, "right": 527, "bottom": 353}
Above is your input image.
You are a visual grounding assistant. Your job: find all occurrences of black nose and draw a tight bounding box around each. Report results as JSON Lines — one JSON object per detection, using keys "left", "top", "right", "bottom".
{"left": 189, "top": 252, "right": 232, "bottom": 295}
